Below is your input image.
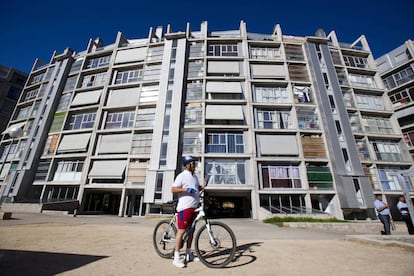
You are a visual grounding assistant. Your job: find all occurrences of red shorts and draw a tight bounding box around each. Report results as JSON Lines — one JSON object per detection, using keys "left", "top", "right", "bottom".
{"left": 177, "top": 208, "right": 197, "bottom": 229}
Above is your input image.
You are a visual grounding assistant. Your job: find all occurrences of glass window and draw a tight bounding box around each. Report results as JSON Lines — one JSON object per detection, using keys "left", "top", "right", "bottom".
{"left": 250, "top": 46, "right": 281, "bottom": 60}
{"left": 256, "top": 109, "right": 292, "bottom": 129}
{"left": 86, "top": 55, "right": 110, "bottom": 69}
{"left": 206, "top": 132, "right": 244, "bottom": 153}
{"left": 186, "top": 81, "right": 203, "bottom": 100}
{"left": 254, "top": 86, "right": 290, "bottom": 104}
{"left": 184, "top": 104, "right": 202, "bottom": 126}
{"left": 53, "top": 160, "right": 84, "bottom": 182}
{"left": 80, "top": 72, "right": 107, "bottom": 88}
{"left": 208, "top": 44, "right": 238, "bottom": 56}
{"left": 205, "top": 159, "right": 245, "bottom": 185}
{"left": 297, "top": 109, "right": 319, "bottom": 130}
{"left": 113, "top": 68, "right": 142, "bottom": 84}
{"left": 105, "top": 111, "right": 135, "bottom": 129}
{"left": 66, "top": 112, "right": 96, "bottom": 130}
{"left": 260, "top": 164, "right": 301, "bottom": 189}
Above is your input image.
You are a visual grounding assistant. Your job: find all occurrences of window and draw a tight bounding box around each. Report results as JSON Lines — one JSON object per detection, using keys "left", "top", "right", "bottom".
{"left": 256, "top": 110, "right": 291, "bottom": 129}
{"left": 63, "top": 76, "right": 77, "bottom": 92}
{"left": 52, "top": 160, "right": 83, "bottom": 182}
{"left": 206, "top": 132, "right": 244, "bottom": 153}
{"left": 260, "top": 164, "right": 301, "bottom": 189}
{"left": 208, "top": 44, "right": 238, "bottom": 56}
{"left": 378, "top": 168, "right": 411, "bottom": 191}
{"left": 81, "top": 72, "right": 107, "bottom": 88}
{"left": 189, "top": 42, "right": 204, "bottom": 58}
{"left": 293, "top": 86, "right": 312, "bottom": 103}
{"left": 184, "top": 103, "right": 202, "bottom": 125}
{"left": 105, "top": 111, "right": 134, "bottom": 129}
{"left": 56, "top": 93, "right": 72, "bottom": 112}
{"left": 183, "top": 131, "right": 202, "bottom": 154}
{"left": 86, "top": 55, "right": 110, "bottom": 69}
{"left": 205, "top": 159, "right": 245, "bottom": 185}
{"left": 343, "top": 55, "right": 368, "bottom": 68}
{"left": 186, "top": 81, "right": 203, "bottom": 100}
{"left": 50, "top": 112, "right": 67, "bottom": 132}
{"left": 24, "top": 88, "right": 39, "bottom": 101}
{"left": 113, "top": 68, "right": 142, "bottom": 84}
{"left": 250, "top": 46, "right": 281, "bottom": 60}
{"left": 30, "top": 73, "right": 45, "bottom": 85}
{"left": 348, "top": 74, "right": 376, "bottom": 89}
{"left": 187, "top": 60, "right": 204, "bottom": 78}
{"left": 372, "top": 142, "right": 403, "bottom": 162}
{"left": 254, "top": 86, "right": 290, "bottom": 104}
{"left": 66, "top": 112, "right": 95, "bottom": 130}
{"left": 355, "top": 94, "right": 384, "bottom": 110}
{"left": 361, "top": 117, "right": 394, "bottom": 134}
{"left": 297, "top": 109, "right": 319, "bottom": 130}
{"left": 15, "top": 105, "right": 32, "bottom": 120}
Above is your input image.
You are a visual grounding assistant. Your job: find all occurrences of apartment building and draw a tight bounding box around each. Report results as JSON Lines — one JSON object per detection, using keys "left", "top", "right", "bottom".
{"left": 0, "top": 65, "right": 26, "bottom": 134}
{"left": 376, "top": 40, "right": 414, "bottom": 162}
{"left": 0, "top": 21, "right": 412, "bottom": 220}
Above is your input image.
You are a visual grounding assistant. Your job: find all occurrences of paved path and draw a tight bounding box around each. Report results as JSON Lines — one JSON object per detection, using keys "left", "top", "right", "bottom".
{"left": 0, "top": 213, "right": 413, "bottom": 275}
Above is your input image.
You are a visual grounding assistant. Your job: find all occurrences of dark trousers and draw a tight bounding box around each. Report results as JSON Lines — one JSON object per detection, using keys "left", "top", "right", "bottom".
{"left": 402, "top": 214, "right": 414, "bottom": 235}
{"left": 378, "top": 214, "right": 391, "bottom": 235}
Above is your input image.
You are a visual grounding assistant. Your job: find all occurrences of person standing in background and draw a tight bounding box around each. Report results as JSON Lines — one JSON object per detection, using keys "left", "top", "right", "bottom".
{"left": 397, "top": 196, "right": 414, "bottom": 235}
{"left": 374, "top": 194, "right": 391, "bottom": 235}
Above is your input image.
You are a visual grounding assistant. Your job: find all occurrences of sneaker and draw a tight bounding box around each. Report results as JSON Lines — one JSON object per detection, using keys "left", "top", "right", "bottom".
{"left": 172, "top": 259, "right": 185, "bottom": 268}
{"left": 186, "top": 253, "right": 200, "bottom": 262}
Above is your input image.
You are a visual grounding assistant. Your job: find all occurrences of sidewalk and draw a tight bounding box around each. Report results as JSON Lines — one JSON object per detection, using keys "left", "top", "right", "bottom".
{"left": 0, "top": 213, "right": 413, "bottom": 275}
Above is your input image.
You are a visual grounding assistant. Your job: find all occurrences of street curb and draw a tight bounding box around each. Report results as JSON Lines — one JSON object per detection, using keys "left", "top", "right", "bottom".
{"left": 345, "top": 235, "right": 414, "bottom": 251}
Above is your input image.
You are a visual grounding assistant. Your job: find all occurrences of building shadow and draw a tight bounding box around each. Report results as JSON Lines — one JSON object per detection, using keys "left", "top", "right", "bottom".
{"left": 0, "top": 249, "right": 108, "bottom": 276}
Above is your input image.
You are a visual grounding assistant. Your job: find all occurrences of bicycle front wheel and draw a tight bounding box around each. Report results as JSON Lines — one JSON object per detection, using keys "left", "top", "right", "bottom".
{"left": 153, "top": 220, "right": 177, "bottom": 259}
{"left": 195, "top": 221, "right": 237, "bottom": 268}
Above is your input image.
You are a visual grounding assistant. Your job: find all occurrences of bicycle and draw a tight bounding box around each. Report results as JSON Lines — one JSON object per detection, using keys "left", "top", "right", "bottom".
{"left": 152, "top": 190, "right": 237, "bottom": 268}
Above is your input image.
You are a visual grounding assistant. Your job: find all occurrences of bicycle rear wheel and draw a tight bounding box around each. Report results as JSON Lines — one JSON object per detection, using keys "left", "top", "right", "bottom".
{"left": 195, "top": 221, "right": 237, "bottom": 268}
{"left": 153, "top": 220, "right": 177, "bottom": 259}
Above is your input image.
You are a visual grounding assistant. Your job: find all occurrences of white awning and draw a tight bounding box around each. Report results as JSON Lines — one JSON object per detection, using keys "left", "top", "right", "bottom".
{"left": 251, "top": 64, "right": 286, "bottom": 78}
{"left": 0, "top": 163, "right": 11, "bottom": 179}
{"left": 106, "top": 88, "right": 139, "bottom": 107}
{"left": 207, "top": 61, "right": 240, "bottom": 74}
{"left": 258, "top": 135, "right": 298, "bottom": 155}
{"left": 115, "top": 47, "right": 147, "bottom": 64}
{"left": 97, "top": 133, "right": 132, "bottom": 154}
{"left": 57, "top": 133, "right": 91, "bottom": 153}
{"left": 206, "top": 82, "right": 242, "bottom": 93}
{"left": 1, "top": 122, "right": 26, "bottom": 135}
{"left": 71, "top": 90, "right": 102, "bottom": 107}
{"left": 205, "top": 105, "right": 244, "bottom": 120}
{"left": 88, "top": 160, "right": 127, "bottom": 179}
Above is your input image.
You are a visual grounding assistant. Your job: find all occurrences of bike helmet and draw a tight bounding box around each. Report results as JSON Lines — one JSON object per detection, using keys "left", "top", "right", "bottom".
{"left": 182, "top": 155, "right": 197, "bottom": 165}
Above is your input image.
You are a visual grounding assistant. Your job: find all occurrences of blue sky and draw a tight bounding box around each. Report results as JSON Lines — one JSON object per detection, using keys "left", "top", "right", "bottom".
{"left": 2, "top": 0, "right": 413, "bottom": 74}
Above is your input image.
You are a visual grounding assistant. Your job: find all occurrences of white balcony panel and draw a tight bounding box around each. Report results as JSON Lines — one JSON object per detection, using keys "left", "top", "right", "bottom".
{"left": 205, "top": 105, "right": 244, "bottom": 120}
{"left": 88, "top": 160, "right": 127, "bottom": 179}
{"left": 207, "top": 61, "right": 239, "bottom": 74}
{"left": 71, "top": 90, "right": 102, "bottom": 107}
{"left": 107, "top": 88, "right": 139, "bottom": 107}
{"left": 206, "top": 82, "right": 242, "bottom": 93}
{"left": 258, "top": 134, "right": 298, "bottom": 155}
{"left": 115, "top": 47, "right": 147, "bottom": 64}
{"left": 97, "top": 133, "right": 132, "bottom": 154}
{"left": 57, "top": 133, "right": 91, "bottom": 153}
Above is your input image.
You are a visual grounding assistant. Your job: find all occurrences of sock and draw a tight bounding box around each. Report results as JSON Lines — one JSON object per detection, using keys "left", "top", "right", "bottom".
{"left": 174, "top": 251, "right": 180, "bottom": 261}
{"left": 186, "top": 248, "right": 192, "bottom": 255}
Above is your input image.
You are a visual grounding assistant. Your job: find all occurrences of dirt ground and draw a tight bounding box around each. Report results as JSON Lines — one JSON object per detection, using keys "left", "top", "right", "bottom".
{"left": 0, "top": 213, "right": 413, "bottom": 276}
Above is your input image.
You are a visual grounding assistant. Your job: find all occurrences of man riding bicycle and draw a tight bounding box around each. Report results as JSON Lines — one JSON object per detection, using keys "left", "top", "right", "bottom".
{"left": 171, "top": 155, "right": 204, "bottom": 268}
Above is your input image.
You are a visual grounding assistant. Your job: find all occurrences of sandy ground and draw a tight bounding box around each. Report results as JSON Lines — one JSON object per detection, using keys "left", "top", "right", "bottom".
{"left": 0, "top": 213, "right": 413, "bottom": 276}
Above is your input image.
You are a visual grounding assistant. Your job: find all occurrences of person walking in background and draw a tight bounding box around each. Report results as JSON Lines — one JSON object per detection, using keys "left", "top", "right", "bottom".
{"left": 374, "top": 194, "right": 391, "bottom": 235}
{"left": 397, "top": 196, "right": 414, "bottom": 235}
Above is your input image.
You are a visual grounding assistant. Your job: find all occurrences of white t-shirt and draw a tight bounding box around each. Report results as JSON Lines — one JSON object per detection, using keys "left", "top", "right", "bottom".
{"left": 172, "top": 170, "right": 200, "bottom": 212}
{"left": 397, "top": 200, "right": 409, "bottom": 215}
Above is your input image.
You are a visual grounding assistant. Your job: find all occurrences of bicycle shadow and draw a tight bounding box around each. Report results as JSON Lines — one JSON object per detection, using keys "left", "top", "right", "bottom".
{"left": 226, "top": 242, "right": 262, "bottom": 268}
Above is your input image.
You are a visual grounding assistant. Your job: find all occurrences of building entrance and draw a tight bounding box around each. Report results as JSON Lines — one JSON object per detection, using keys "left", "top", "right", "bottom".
{"left": 83, "top": 192, "right": 120, "bottom": 214}
{"left": 205, "top": 193, "right": 251, "bottom": 218}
